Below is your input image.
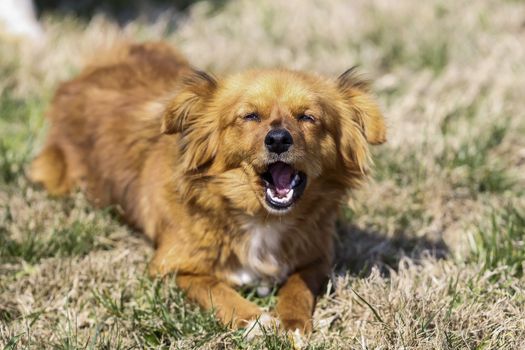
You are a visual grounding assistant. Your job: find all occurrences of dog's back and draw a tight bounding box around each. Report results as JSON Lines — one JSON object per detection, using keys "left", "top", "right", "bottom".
{"left": 31, "top": 42, "right": 190, "bottom": 224}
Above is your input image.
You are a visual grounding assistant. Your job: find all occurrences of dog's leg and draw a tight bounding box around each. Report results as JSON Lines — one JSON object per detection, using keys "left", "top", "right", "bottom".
{"left": 175, "top": 274, "right": 273, "bottom": 329}
{"left": 275, "top": 260, "right": 330, "bottom": 334}
{"left": 30, "top": 143, "right": 71, "bottom": 195}
{"left": 149, "top": 237, "right": 278, "bottom": 331}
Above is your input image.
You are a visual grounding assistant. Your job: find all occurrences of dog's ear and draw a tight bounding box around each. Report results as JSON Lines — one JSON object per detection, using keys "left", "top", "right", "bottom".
{"left": 337, "top": 67, "right": 386, "bottom": 145}
{"left": 336, "top": 68, "right": 386, "bottom": 177}
{"left": 161, "top": 70, "right": 219, "bottom": 171}
{"left": 161, "top": 70, "right": 217, "bottom": 134}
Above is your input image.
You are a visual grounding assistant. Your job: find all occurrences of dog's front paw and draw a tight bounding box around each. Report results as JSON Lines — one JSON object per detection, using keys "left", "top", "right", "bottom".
{"left": 243, "top": 313, "right": 280, "bottom": 340}
{"left": 279, "top": 317, "right": 312, "bottom": 349}
{"left": 280, "top": 316, "right": 312, "bottom": 334}
{"left": 288, "top": 328, "right": 308, "bottom": 350}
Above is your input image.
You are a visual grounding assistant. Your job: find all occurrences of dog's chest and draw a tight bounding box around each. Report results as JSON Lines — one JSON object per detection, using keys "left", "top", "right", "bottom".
{"left": 226, "top": 220, "right": 292, "bottom": 294}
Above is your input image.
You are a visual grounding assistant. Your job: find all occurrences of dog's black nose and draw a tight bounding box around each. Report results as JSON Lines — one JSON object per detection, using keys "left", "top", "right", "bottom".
{"left": 265, "top": 129, "right": 293, "bottom": 154}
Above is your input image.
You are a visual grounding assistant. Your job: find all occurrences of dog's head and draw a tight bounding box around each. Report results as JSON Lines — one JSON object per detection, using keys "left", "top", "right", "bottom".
{"left": 161, "top": 68, "right": 386, "bottom": 215}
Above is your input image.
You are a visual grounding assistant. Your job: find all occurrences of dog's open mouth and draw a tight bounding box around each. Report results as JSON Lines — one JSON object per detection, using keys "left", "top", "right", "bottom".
{"left": 260, "top": 161, "right": 307, "bottom": 211}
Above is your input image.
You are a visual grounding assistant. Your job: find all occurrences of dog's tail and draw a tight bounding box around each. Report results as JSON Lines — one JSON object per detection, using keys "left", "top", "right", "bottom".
{"left": 29, "top": 143, "right": 70, "bottom": 195}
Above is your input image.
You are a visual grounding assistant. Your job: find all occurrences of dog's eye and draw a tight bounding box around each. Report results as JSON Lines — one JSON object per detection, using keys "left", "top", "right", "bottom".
{"left": 297, "top": 114, "right": 316, "bottom": 123}
{"left": 243, "top": 113, "right": 261, "bottom": 122}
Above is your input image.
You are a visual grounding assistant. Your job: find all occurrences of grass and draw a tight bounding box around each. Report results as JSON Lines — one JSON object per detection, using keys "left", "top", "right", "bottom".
{"left": 437, "top": 122, "right": 515, "bottom": 194}
{"left": 92, "top": 279, "right": 227, "bottom": 348}
{"left": 468, "top": 207, "right": 525, "bottom": 281}
{"left": 0, "top": 218, "right": 115, "bottom": 264}
{"left": 1, "top": 0, "right": 525, "bottom": 349}
{"left": 0, "top": 94, "right": 45, "bottom": 184}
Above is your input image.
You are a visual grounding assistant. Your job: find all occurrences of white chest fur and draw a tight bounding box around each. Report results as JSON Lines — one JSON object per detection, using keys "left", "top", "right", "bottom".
{"left": 227, "top": 219, "right": 292, "bottom": 294}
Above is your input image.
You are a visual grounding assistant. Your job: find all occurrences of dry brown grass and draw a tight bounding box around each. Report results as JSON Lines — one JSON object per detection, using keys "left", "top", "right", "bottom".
{"left": 1, "top": 0, "right": 525, "bottom": 349}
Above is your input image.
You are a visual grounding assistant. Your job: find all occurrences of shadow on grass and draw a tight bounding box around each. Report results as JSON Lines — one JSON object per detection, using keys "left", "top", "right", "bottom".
{"left": 334, "top": 222, "right": 449, "bottom": 277}
{"left": 35, "top": 0, "right": 230, "bottom": 24}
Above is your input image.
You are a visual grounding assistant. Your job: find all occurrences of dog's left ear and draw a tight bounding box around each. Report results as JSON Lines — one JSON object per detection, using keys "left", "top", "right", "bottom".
{"left": 161, "top": 70, "right": 219, "bottom": 171}
{"left": 335, "top": 68, "right": 386, "bottom": 178}
{"left": 337, "top": 67, "right": 386, "bottom": 145}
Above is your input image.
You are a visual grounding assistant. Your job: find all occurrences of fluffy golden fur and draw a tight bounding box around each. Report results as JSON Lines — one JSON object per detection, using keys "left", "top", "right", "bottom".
{"left": 30, "top": 42, "right": 386, "bottom": 335}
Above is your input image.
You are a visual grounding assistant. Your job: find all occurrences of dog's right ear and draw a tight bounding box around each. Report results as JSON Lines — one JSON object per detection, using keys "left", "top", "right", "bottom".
{"left": 161, "top": 70, "right": 220, "bottom": 171}
{"left": 161, "top": 70, "right": 217, "bottom": 134}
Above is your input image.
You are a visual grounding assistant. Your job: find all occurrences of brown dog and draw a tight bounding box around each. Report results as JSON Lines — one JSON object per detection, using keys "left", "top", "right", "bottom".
{"left": 30, "top": 42, "right": 386, "bottom": 337}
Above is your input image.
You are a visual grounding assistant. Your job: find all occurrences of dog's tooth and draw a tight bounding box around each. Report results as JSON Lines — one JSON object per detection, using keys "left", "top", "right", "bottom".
{"left": 266, "top": 186, "right": 294, "bottom": 206}
{"left": 267, "top": 188, "right": 279, "bottom": 201}
{"left": 290, "top": 174, "right": 300, "bottom": 188}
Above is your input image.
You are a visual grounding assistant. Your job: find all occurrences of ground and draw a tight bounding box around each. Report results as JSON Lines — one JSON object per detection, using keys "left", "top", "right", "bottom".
{"left": 1, "top": 0, "right": 524, "bottom": 349}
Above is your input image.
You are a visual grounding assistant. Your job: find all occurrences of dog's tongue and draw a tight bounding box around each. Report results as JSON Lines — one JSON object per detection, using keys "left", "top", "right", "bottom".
{"left": 268, "top": 162, "right": 295, "bottom": 196}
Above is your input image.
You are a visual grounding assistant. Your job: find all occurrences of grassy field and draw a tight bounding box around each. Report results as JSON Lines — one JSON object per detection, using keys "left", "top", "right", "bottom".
{"left": 1, "top": 0, "right": 525, "bottom": 349}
